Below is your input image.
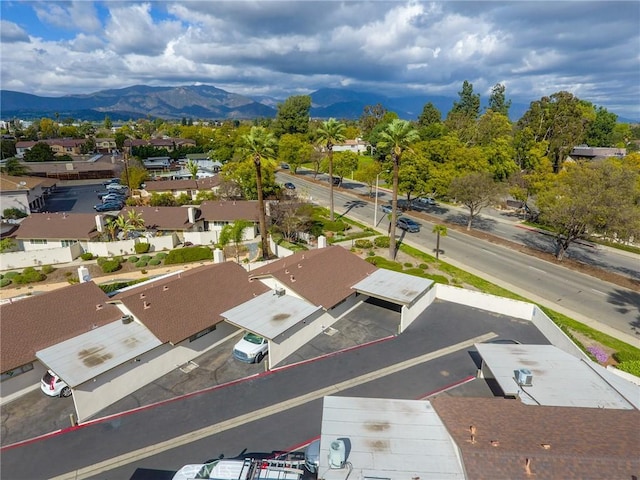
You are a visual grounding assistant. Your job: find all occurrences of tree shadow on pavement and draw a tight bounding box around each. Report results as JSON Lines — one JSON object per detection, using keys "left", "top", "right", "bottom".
{"left": 444, "top": 212, "right": 498, "bottom": 232}
{"left": 607, "top": 289, "right": 640, "bottom": 337}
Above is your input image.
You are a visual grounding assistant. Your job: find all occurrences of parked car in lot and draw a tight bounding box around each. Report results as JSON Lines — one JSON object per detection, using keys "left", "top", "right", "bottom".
{"left": 102, "top": 193, "right": 128, "bottom": 203}
{"left": 412, "top": 197, "right": 437, "bottom": 210}
{"left": 103, "top": 178, "right": 120, "bottom": 186}
{"left": 94, "top": 201, "right": 123, "bottom": 212}
{"left": 106, "top": 183, "right": 127, "bottom": 191}
{"left": 330, "top": 176, "right": 341, "bottom": 186}
{"left": 284, "top": 182, "right": 296, "bottom": 190}
{"left": 233, "top": 332, "right": 268, "bottom": 363}
{"left": 396, "top": 217, "right": 420, "bottom": 233}
{"left": 380, "top": 204, "right": 401, "bottom": 215}
{"left": 40, "top": 370, "right": 71, "bottom": 397}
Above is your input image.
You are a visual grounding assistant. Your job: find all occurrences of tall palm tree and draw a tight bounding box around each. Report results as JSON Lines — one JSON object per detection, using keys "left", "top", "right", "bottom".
{"left": 317, "top": 118, "right": 346, "bottom": 221}
{"left": 240, "top": 126, "right": 277, "bottom": 260}
{"left": 377, "top": 119, "right": 420, "bottom": 259}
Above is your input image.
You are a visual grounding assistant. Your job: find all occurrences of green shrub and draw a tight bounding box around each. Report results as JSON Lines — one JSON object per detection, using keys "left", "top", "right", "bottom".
{"left": 616, "top": 360, "right": 640, "bottom": 377}
{"left": 0, "top": 278, "right": 12, "bottom": 288}
{"left": 96, "top": 257, "right": 107, "bottom": 266}
{"left": 141, "top": 269, "right": 148, "bottom": 274}
{"left": 154, "top": 252, "right": 168, "bottom": 260}
{"left": 4, "top": 271, "right": 19, "bottom": 279}
{"left": 64, "top": 271, "right": 73, "bottom": 277}
{"left": 135, "top": 260, "right": 148, "bottom": 268}
{"left": 368, "top": 250, "right": 376, "bottom": 257}
{"left": 18, "top": 267, "right": 46, "bottom": 284}
{"left": 404, "top": 262, "right": 413, "bottom": 268}
{"left": 140, "top": 255, "right": 152, "bottom": 262}
{"left": 101, "top": 259, "right": 122, "bottom": 273}
{"left": 67, "top": 276, "right": 79, "bottom": 284}
{"left": 419, "top": 263, "right": 428, "bottom": 269}
{"left": 148, "top": 258, "right": 161, "bottom": 266}
{"left": 374, "top": 236, "right": 390, "bottom": 248}
{"left": 41, "top": 265, "right": 55, "bottom": 274}
{"left": 128, "top": 256, "right": 139, "bottom": 263}
{"left": 114, "top": 256, "right": 124, "bottom": 264}
{"left": 354, "top": 239, "right": 373, "bottom": 249}
{"left": 323, "top": 220, "right": 348, "bottom": 232}
{"left": 365, "top": 256, "right": 403, "bottom": 271}
{"left": 135, "top": 243, "right": 151, "bottom": 254}
{"left": 80, "top": 252, "right": 94, "bottom": 261}
{"left": 404, "top": 267, "right": 426, "bottom": 277}
{"left": 613, "top": 350, "right": 640, "bottom": 363}
{"left": 164, "top": 246, "right": 213, "bottom": 265}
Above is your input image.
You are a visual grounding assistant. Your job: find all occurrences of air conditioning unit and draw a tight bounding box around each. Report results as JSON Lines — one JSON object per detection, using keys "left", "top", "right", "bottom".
{"left": 121, "top": 315, "right": 134, "bottom": 325}
{"left": 515, "top": 368, "right": 533, "bottom": 386}
{"left": 274, "top": 287, "right": 285, "bottom": 297}
{"left": 329, "top": 439, "right": 346, "bottom": 469}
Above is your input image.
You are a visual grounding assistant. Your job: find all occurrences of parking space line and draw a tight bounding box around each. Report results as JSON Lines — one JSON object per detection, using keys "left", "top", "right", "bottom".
{"left": 50, "top": 332, "right": 496, "bottom": 480}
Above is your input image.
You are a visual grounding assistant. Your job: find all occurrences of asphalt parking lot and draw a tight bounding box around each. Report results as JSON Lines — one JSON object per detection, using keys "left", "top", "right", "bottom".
{"left": 0, "top": 299, "right": 400, "bottom": 447}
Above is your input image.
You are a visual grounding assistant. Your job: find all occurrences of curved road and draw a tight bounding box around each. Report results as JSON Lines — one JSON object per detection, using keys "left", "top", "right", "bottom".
{"left": 281, "top": 172, "right": 640, "bottom": 343}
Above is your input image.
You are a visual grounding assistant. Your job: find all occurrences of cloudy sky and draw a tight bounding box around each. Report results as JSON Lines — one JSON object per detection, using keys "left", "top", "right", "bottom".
{"left": 1, "top": 1, "right": 639, "bottom": 119}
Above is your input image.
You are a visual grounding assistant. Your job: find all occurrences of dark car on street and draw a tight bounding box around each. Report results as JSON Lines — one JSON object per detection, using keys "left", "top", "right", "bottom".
{"left": 94, "top": 201, "right": 123, "bottom": 212}
{"left": 284, "top": 182, "right": 296, "bottom": 190}
{"left": 396, "top": 217, "right": 420, "bottom": 233}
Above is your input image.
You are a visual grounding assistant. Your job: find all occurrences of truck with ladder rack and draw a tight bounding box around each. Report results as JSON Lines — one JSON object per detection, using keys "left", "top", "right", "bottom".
{"left": 172, "top": 456, "right": 307, "bottom": 480}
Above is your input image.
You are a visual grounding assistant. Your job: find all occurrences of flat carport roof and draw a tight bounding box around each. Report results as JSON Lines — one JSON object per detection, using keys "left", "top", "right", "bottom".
{"left": 221, "top": 291, "right": 322, "bottom": 341}
{"left": 36, "top": 319, "right": 162, "bottom": 388}
{"left": 352, "top": 269, "right": 433, "bottom": 306}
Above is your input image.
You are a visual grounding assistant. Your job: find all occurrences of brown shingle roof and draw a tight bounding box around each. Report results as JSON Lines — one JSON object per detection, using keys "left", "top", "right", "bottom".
{"left": 14, "top": 212, "right": 100, "bottom": 240}
{"left": 143, "top": 179, "right": 198, "bottom": 191}
{"left": 0, "top": 174, "right": 46, "bottom": 192}
{"left": 249, "top": 246, "right": 377, "bottom": 309}
{"left": 0, "top": 282, "right": 120, "bottom": 372}
{"left": 431, "top": 396, "right": 640, "bottom": 480}
{"left": 113, "top": 262, "right": 269, "bottom": 344}
{"left": 195, "top": 176, "right": 221, "bottom": 189}
{"left": 119, "top": 206, "right": 199, "bottom": 230}
{"left": 199, "top": 200, "right": 259, "bottom": 222}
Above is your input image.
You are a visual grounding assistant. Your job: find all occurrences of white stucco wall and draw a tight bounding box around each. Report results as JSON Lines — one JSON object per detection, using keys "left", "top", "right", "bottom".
{"left": 435, "top": 284, "right": 535, "bottom": 320}
{"left": 400, "top": 285, "right": 437, "bottom": 332}
{"left": 0, "top": 362, "right": 48, "bottom": 405}
{"left": 0, "top": 243, "right": 81, "bottom": 271}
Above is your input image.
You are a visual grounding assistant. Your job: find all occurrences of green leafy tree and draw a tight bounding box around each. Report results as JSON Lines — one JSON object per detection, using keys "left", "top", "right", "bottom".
{"left": 359, "top": 103, "right": 387, "bottom": 139}
{"left": 317, "top": 118, "right": 347, "bottom": 221}
{"left": 23, "top": 142, "right": 55, "bottom": 162}
{"left": 38, "top": 118, "right": 59, "bottom": 139}
{"left": 449, "top": 171, "right": 503, "bottom": 230}
{"left": 114, "top": 215, "right": 131, "bottom": 239}
{"left": 451, "top": 80, "right": 481, "bottom": 118}
{"left": 103, "top": 217, "right": 119, "bottom": 241}
{"left": 418, "top": 102, "right": 442, "bottom": 127}
{"left": 0, "top": 158, "right": 30, "bottom": 175}
{"left": 0, "top": 238, "right": 16, "bottom": 253}
{"left": 219, "top": 219, "right": 252, "bottom": 263}
{"left": 114, "top": 132, "right": 127, "bottom": 152}
{"left": 377, "top": 119, "right": 420, "bottom": 258}
{"left": 333, "top": 151, "right": 360, "bottom": 181}
{"left": 517, "top": 91, "right": 591, "bottom": 171}
{"left": 1, "top": 138, "right": 17, "bottom": 160}
{"left": 240, "top": 126, "right": 278, "bottom": 260}
{"left": 354, "top": 160, "right": 383, "bottom": 196}
{"left": 149, "top": 193, "right": 178, "bottom": 206}
{"left": 273, "top": 95, "right": 311, "bottom": 136}
{"left": 584, "top": 106, "right": 617, "bottom": 147}
{"left": 185, "top": 159, "right": 199, "bottom": 179}
{"left": 488, "top": 83, "right": 511, "bottom": 116}
{"left": 278, "top": 134, "right": 313, "bottom": 173}
{"left": 80, "top": 138, "right": 95, "bottom": 154}
{"left": 104, "top": 116, "right": 113, "bottom": 130}
{"left": 537, "top": 159, "right": 640, "bottom": 260}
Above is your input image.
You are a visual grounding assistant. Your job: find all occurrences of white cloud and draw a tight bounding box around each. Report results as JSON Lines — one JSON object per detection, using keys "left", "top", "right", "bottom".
{"left": 104, "top": 3, "right": 183, "bottom": 56}
{"left": 0, "top": 20, "right": 30, "bottom": 43}
{"left": 34, "top": 1, "right": 102, "bottom": 32}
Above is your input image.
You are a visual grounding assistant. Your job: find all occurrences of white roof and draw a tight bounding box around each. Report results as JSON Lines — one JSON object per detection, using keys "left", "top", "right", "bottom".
{"left": 36, "top": 319, "right": 162, "bottom": 387}
{"left": 352, "top": 269, "right": 433, "bottom": 306}
{"left": 221, "top": 291, "right": 322, "bottom": 341}
{"left": 476, "top": 343, "right": 639, "bottom": 409}
{"left": 319, "top": 396, "right": 465, "bottom": 480}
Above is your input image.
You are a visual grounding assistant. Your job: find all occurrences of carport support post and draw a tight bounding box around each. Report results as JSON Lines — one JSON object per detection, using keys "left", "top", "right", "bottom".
{"left": 69, "top": 413, "right": 77, "bottom": 427}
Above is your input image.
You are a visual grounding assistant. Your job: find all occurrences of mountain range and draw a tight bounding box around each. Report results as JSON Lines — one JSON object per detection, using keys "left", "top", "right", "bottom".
{"left": 0, "top": 84, "right": 611, "bottom": 123}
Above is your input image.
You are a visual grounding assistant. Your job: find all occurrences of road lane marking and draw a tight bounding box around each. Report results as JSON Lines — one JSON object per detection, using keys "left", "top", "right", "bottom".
{"left": 527, "top": 266, "right": 547, "bottom": 274}
{"left": 50, "top": 332, "right": 497, "bottom": 480}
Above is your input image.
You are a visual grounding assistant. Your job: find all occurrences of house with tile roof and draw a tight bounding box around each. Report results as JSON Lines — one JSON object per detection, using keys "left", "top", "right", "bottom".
{"left": 430, "top": 396, "right": 640, "bottom": 479}
{"left": 15, "top": 139, "right": 88, "bottom": 158}
{"left": 14, "top": 212, "right": 102, "bottom": 252}
{"left": 140, "top": 175, "right": 222, "bottom": 201}
{"left": 0, "top": 174, "right": 57, "bottom": 215}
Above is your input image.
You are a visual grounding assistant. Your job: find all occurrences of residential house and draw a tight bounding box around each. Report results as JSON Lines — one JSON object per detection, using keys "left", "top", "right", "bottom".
{"left": 14, "top": 212, "right": 102, "bottom": 252}
{"left": 119, "top": 205, "right": 203, "bottom": 243}
{"left": 332, "top": 138, "right": 369, "bottom": 154}
{"left": 0, "top": 174, "right": 57, "bottom": 215}
{"left": 568, "top": 145, "right": 627, "bottom": 161}
{"left": 16, "top": 139, "right": 87, "bottom": 158}
{"left": 197, "top": 200, "right": 260, "bottom": 242}
{"left": 95, "top": 138, "right": 117, "bottom": 154}
{"left": 141, "top": 176, "right": 222, "bottom": 200}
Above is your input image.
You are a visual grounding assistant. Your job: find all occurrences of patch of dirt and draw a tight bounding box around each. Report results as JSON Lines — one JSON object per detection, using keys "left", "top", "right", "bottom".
{"left": 568, "top": 328, "right": 619, "bottom": 367}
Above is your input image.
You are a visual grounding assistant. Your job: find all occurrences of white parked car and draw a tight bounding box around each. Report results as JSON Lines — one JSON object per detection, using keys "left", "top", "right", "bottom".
{"left": 173, "top": 459, "right": 245, "bottom": 480}
{"left": 232, "top": 332, "right": 268, "bottom": 363}
{"left": 40, "top": 370, "right": 71, "bottom": 397}
{"left": 173, "top": 458, "right": 302, "bottom": 480}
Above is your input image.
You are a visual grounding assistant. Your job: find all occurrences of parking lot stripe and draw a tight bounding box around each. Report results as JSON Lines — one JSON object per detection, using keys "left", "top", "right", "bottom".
{"left": 50, "top": 331, "right": 497, "bottom": 480}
